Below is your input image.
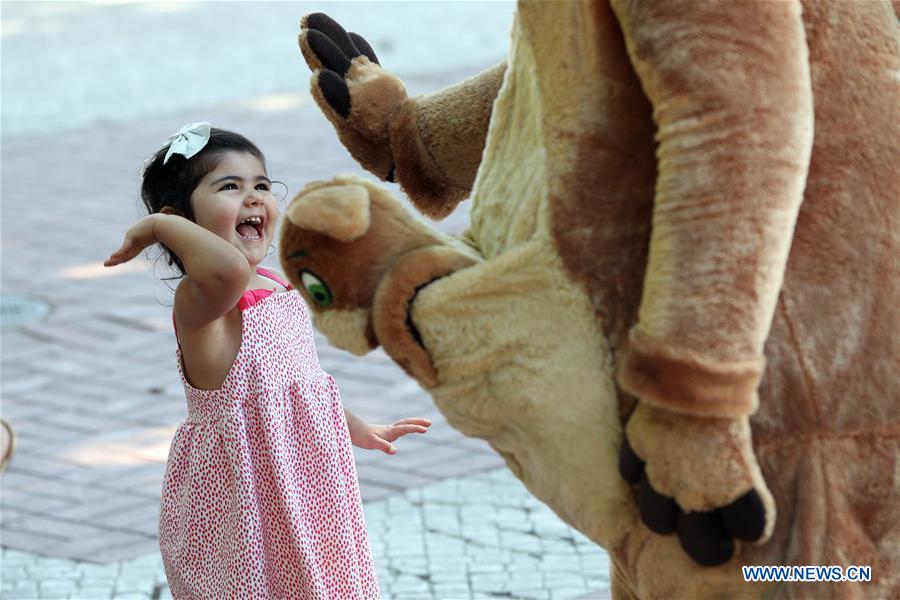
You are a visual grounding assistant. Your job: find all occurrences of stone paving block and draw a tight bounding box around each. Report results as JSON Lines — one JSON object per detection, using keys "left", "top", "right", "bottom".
{"left": 102, "top": 506, "right": 160, "bottom": 537}
{"left": 84, "top": 463, "right": 167, "bottom": 491}
{"left": 576, "top": 589, "right": 612, "bottom": 600}
{"left": 357, "top": 463, "right": 435, "bottom": 490}
{"left": 0, "top": 396, "right": 59, "bottom": 424}
{"left": 578, "top": 554, "right": 610, "bottom": 577}
{"left": 0, "top": 372, "right": 55, "bottom": 395}
{"left": 471, "top": 571, "right": 510, "bottom": 591}
{"left": 2, "top": 589, "right": 42, "bottom": 600}
{"left": 45, "top": 530, "right": 154, "bottom": 564}
{"left": 465, "top": 546, "right": 510, "bottom": 565}
{"left": 0, "top": 506, "right": 34, "bottom": 527}
{"left": 460, "top": 528, "right": 501, "bottom": 549}
{"left": 459, "top": 502, "right": 498, "bottom": 520}
{"left": 412, "top": 452, "right": 504, "bottom": 480}
{"left": 423, "top": 504, "right": 461, "bottom": 524}
{"left": 24, "top": 355, "right": 97, "bottom": 382}
{"left": 388, "top": 574, "right": 431, "bottom": 594}
{"left": 544, "top": 571, "right": 588, "bottom": 589}
{"left": 113, "top": 576, "right": 158, "bottom": 594}
{"left": 540, "top": 553, "right": 584, "bottom": 574}
{"left": 358, "top": 480, "right": 397, "bottom": 503}
{"left": 495, "top": 506, "right": 531, "bottom": 524}
{"left": 384, "top": 494, "right": 418, "bottom": 514}
{"left": 75, "top": 587, "right": 115, "bottom": 599}
{"left": 410, "top": 451, "right": 481, "bottom": 478}
{"left": 499, "top": 531, "right": 542, "bottom": 554}
{"left": 505, "top": 591, "right": 551, "bottom": 600}
{"left": 18, "top": 323, "right": 107, "bottom": 352}
{"left": 425, "top": 534, "right": 466, "bottom": 554}
{"left": 38, "top": 578, "right": 82, "bottom": 594}
{"left": 27, "top": 410, "right": 126, "bottom": 436}
{"left": 424, "top": 519, "right": 463, "bottom": 537}
{"left": 0, "top": 521, "right": 68, "bottom": 557}
{"left": 85, "top": 537, "right": 161, "bottom": 564}
{"left": 432, "top": 583, "right": 473, "bottom": 598}
{"left": 388, "top": 556, "right": 429, "bottom": 576}
{"left": 550, "top": 587, "right": 595, "bottom": 600}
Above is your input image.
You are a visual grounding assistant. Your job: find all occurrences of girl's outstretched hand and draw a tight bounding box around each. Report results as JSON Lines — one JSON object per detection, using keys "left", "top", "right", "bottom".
{"left": 349, "top": 417, "right": 431, "bottom": 454}
{"left": 104, "top": 214, "right": 160, "bottom": 267}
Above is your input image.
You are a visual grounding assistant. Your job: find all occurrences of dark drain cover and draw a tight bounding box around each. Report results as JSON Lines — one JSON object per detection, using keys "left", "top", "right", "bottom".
{"left": 1, "top": 293, "right": 51, "bottom": 330}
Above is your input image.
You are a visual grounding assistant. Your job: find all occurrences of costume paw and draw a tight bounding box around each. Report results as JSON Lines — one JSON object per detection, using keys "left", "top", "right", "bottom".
{"left": 299, "top": 13, "right": 407, "bottom": 181}
{"left": 619, "top": 402, "right": 775, "bottom": 566}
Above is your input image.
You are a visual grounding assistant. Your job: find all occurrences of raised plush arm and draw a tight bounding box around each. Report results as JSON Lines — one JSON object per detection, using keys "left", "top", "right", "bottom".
{"left": 611, "top": 0, "right": 813, "bottom": 415}
{"left": 609, "top": 0, "right": 814, "bottom": 566}
{"left": 388, "top": 63, "right": 506, "bottom": 218}
{"left": 299, "top": 13, "right": 506, "bottom": 219}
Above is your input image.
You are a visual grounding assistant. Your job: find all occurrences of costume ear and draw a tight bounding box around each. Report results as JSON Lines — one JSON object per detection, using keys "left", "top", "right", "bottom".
{"left": 285, "top": 183, "right": 371, "bottom": 242}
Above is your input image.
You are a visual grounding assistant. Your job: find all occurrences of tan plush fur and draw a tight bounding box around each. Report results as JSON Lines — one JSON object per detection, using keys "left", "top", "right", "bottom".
{"left": 288, "top": 2, "right": 900, "bottom": 597}
{"left": 285, "top": 182, "right": 370, "bottom": 242}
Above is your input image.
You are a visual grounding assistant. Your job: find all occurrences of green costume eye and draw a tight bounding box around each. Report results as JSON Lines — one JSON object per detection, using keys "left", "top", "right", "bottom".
{"left": 300, "top": 271, "right": 332, "bottom": 307}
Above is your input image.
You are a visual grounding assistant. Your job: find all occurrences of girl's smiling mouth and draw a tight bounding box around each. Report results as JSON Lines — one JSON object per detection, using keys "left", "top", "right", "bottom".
{"left": 236, "top": 215, "right": 265, "bottom": 240}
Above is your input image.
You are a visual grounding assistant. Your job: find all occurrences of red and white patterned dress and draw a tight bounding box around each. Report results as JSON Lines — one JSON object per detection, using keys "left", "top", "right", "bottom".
{"left": 159, "top": 267, "right": 379, "bottom": 599}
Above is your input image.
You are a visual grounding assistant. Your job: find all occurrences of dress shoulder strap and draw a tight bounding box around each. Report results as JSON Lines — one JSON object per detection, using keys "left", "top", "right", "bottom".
{"left": 256, "top": 266, "right": 293, "bottom": 290}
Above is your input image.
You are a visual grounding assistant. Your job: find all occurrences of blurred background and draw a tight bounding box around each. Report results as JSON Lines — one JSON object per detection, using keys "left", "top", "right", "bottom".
{"left": 0, "top": 2, "right": 611, "bottom": 598}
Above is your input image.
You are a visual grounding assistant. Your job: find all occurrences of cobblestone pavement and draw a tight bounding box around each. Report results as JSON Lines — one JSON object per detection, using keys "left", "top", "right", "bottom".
{"left": 2, "top": 469, "right": 611, "bottom": 600}
{"left": 1, "top": 2, "right": 612, "bottom": 598}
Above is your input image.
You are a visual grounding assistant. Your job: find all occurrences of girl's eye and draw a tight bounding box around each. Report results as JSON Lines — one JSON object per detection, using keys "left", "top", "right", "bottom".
{"left": 220, "top": 183, "right": 238, "bottom": 191}
{"left": 256, "top": 183, "right": 271, "bottom": 192}
{"left": 300, "top": 271, "right": 333, "bottom": 307}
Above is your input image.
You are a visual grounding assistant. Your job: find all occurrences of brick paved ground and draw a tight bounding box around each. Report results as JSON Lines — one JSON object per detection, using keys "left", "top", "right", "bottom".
{"left": 2, "top": 470, "right": 611, "bottom": 600}
{"left": 1, "top": 2, "right": 611, "bottom": 597}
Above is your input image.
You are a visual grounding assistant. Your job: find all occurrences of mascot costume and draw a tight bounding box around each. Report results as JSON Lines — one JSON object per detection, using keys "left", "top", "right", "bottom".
{"left": 279, "top": 2, "right": 899, "bottom": 597}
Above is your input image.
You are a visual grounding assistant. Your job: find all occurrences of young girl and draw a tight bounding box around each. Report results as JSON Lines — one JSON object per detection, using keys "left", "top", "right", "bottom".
{"left": 105, "top": 123, "right": 430, "bottom": 598}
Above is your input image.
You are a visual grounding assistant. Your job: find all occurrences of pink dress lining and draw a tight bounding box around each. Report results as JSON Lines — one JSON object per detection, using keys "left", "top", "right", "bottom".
{"left": 237, "top": 267, "right": 294, "bottom": 311}
{"left": 172, "top": 267, "right": 294, "bottom": 334}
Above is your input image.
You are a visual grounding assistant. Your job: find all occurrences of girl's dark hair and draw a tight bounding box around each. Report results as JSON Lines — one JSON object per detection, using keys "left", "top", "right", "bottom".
{"left": 141, "top": 127, "right": 267, "bottom": 278}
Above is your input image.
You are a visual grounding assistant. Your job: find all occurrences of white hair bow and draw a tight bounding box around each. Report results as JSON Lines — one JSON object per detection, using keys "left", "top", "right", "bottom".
{"left": 163, "top": 121, "right": 211, "bottom": 164}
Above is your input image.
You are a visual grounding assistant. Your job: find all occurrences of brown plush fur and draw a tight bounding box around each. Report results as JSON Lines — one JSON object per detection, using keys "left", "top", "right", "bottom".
{"left": 304, "top": 55, "right": 405, "bottom": 180}
{"left": 281, "top": 177, "right": 442, "bottom": 314}
{"left": 619, "top": 329, "right": 764, "bottom": 418}
{"left": 390, "top": 64, "right": 506, "bottom": 219}
{"left": 291, "top": 2, "right": 900, "bottom": 597}
{"left": 300, "top": 20, "right": 505, "bottom": 209}
{"left": 280, "top": 175, "right": 480, "bottom": 362}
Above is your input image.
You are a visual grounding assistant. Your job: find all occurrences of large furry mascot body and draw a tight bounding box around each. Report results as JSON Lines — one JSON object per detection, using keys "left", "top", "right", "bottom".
{"left": 280, "top": 1, "right": 899, "bottom": 597}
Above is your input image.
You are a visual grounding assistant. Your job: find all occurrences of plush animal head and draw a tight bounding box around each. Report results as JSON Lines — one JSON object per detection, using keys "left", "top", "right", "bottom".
{"left": 279, "top": 174, "right": 442, "bottom": 356}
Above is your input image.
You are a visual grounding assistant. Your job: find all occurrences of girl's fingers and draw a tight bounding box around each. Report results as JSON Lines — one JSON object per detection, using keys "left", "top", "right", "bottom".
{"left": 104, "top": 239, "right": 134, "bottom": 266}
{"left": 104, "top": 252, "right": 127, "bottom": 267}
{"left": 383, "top": 424, "right": 429, "bottom": 441}
{"left": 104, "top": 252, "right": 131, "bottom": 267}
{"left": 373, "top": 435, "right": 396, "bottom": 454}
{"left": 393, "top": 418, "right": 432, "bottom": 427}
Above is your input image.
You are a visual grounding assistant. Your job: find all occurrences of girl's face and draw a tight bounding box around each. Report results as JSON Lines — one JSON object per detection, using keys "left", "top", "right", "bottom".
{"left": 189, "top": 151, "right": 279, "bottom": 268}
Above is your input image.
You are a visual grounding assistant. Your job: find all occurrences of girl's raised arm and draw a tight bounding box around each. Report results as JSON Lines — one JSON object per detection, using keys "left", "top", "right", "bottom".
{"left": 106, "top": 213, "right": 251, "bottom": 328}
